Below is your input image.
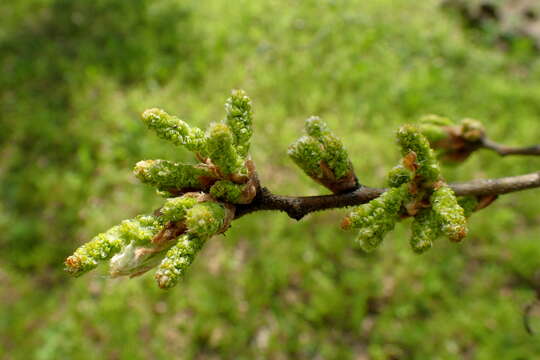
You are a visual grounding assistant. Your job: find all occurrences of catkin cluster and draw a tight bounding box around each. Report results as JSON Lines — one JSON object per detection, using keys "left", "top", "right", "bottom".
{"left": 418, "top": 115, "right": 485, "bottom": 162}
{"left": 135, "top": 89, "right": 256, "bottom": 203}
{"left": 65, "top": 90, "right": 253, "bottom": 289}
{"left": 343, "top": 125, "right": 471, "bottom": 253}
{"left": 288, "top": 116, "right": 357, "bottom": 193}
{"left": 66, "top": 90, "right": 485, "bottom": 290}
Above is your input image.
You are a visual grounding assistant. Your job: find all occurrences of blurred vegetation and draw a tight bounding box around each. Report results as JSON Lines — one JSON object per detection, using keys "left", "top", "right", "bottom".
{"left": 0, "top": 0, "right": 210, "bottom": 273}
{"left": 443, "top": 0, "right": 540, "bottom": 52}
{"left": 2, "top": 0, "right": 540, "bottom": 358}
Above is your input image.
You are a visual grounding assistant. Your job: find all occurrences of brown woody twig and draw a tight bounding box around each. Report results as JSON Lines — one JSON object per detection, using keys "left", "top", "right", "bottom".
{"left": 481, "top": 138, "right": 540, "bottom": 157}
{"left": 234, "top": 171, "right": 540, "bottom": 220}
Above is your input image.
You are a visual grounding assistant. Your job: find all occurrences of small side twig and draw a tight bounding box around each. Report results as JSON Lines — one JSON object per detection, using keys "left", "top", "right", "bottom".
{"left": 481, "top": 138, "right": 540, "bottom": 157}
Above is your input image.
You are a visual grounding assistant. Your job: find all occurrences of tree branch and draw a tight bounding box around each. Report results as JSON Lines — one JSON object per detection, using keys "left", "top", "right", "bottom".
{"left": 481, "top": 138, "right": 540, "bottom": 156}
{"left": 234, "top": 171, "right": 540, "bottom": 220}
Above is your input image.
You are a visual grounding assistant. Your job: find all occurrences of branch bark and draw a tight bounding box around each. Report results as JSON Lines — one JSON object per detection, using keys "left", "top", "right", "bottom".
{"left": 481, "top": 138, "right": 540, "bottom": 156}
{"left": 234, "top": 171, "right": 540, "bottom": 220}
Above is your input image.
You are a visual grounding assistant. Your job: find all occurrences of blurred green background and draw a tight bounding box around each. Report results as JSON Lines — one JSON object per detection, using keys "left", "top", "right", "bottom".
{"left": 2, "top": 0, "right": 540, "bottom": 358}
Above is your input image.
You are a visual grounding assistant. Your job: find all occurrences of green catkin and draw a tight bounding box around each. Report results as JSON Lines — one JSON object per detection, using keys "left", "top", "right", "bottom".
{"left": 387, "top": 164, "right": 413, "bottom": 188}
{"left": 396, "top": 124, "right": 441, "bottom": 182}
{"left": 418, "top": 116, "right": 485, "bottom": 152}
{"left": 410, "top": 209, "right": 441, "bottom": 253}
{"left": 65, "top": 215, "right": 161, "bottom": 276}
{"left": 133, "top": 160, "right": 214, "bottom": 192}
{"left": 109, "top": 199, "right": 228, "bottom": 278}
{"left": 418, "top": 115, "right": 454, "bottom": 144}
{"left": 418, "top": 124, "right": 451, "bottom": 144}
{"left": 458, "top": 196, "right": 479, "bottom": 218}
{"left": 154, "top": 234, "right": 207, "bottom": 289}
{"left": 209, "top": 180, "right": 245, "bottom": 204}
{"left": 110, "top": 199, "right": 228, "bottom": 279}
{"left": 288, "top": 135, "right": 325, "bottom": 179}
{"left": 225, "top": 89, "right": 253, "bottom": 158}
{"left": 420, "top": 114, "right": 454, "bottom": 127}
{"left": 65, "top": 225, "right": 123, "bottom": 276}
{"left": 431, "top": 185, "right": 467, "bottom": 242}
{"left": 185, "top": 202, "right": 226, "bottom": 237}
{"left": 206, "top": 122, "right": 244, "bottom": 176}
{"left": 346, "top": 185, "right": 409, "bottom": 252}
{"left": 159, "top": 195, "right": 200, "bottom": 223}
{"left": 289, "top": 117, "right": 353, "bottom": 183}
{"left": 153, "top": 200, "right": 227, "bottom": 288}
{"left": 460, "top": 118, "right": 485, "bottom": 142}
{"left": 305, "top": 116, "right": 352, "bottom": 179}
{"left": 141, "top": 108, "right": 206, "bottom": 153}
{"left": 305, "top": 116, "right": 329, "bottom": 138}
{"left": 319, "top": 132, "right": 352, "bottom": 179}
{"left": 118, "top": 215, "right": 161, "bottom": 245}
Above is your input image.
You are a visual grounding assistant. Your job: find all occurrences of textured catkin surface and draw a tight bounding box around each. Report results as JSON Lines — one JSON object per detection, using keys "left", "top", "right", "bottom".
{"left": 288, "top": 117, "right": 353, "bottom": 183}
{"left": 345, "top": 124, "right": 468, "bottom": 253}
{"left": 65, "top": 88, "right": 253, "bottom": 285}
{"left": 2, "top": 0, "right": 540, "bottom": 359}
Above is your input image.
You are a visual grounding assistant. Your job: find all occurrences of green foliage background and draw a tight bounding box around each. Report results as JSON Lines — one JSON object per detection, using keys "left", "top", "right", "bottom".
{"left": 2, "top": 0, "right": 540, "bottom": 358}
